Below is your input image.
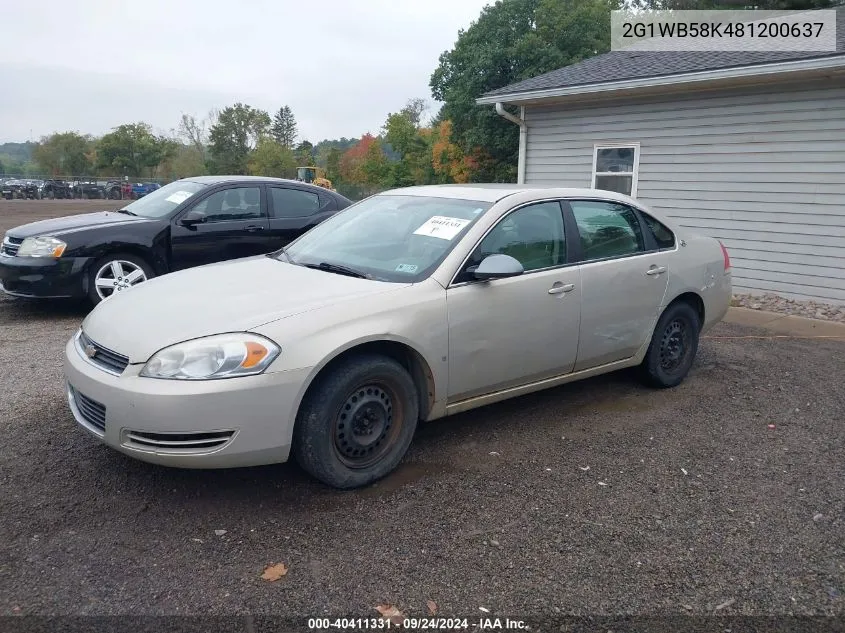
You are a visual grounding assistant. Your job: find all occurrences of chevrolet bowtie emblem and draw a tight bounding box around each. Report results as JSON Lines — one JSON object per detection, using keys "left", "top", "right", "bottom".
{"left": 84, "top": 344, "right": 97, "bottom": 358}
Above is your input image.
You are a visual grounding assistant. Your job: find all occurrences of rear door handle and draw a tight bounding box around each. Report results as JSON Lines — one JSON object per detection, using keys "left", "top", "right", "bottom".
{"left": 646, "top": 266, "right": 667, "bottom": 276}
{"left": 548, "top": 283, "right": 575, "bottom": 295}
{"left": 245, "top": 225, "right": 265, "bottom": 232}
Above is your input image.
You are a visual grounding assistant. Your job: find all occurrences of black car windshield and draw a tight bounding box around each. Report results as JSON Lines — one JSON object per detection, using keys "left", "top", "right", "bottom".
{"left": 280, "top": 194, "right": 491, "bottom": 283}
{"left": 120, "top": 180, "right": 208, "bottom": 219}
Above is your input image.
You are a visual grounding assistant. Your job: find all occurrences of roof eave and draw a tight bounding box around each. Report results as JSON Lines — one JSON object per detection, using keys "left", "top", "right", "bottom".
{"left": 476, "top": 54, "right": 845, "bottom": 105}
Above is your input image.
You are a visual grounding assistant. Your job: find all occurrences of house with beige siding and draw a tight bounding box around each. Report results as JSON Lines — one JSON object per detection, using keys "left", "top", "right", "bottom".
{"left": 477, "top": 9, "right": 845, "bottom": 304}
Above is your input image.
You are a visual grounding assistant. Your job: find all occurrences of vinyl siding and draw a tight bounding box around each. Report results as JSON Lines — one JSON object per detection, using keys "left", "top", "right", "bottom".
{"left": 523, "top": 81, "right": 845, "bottom": 304}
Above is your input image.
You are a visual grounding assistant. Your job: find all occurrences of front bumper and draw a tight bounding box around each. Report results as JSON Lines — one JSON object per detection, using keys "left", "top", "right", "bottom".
{"left": 63, "top": 334, "right": 312, "bottom": 468}
{"left": 0, "top": 255, "right": 91, "bottom": 298}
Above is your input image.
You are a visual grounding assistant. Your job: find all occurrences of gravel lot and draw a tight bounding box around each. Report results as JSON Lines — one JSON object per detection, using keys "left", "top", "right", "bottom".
{"left": 1, "top": 201, "right": 843, "bottom": 624}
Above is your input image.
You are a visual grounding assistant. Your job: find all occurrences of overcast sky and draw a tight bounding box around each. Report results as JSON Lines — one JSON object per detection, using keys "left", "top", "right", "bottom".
{"left": 0, "top": 0, "right": 492, "bottom": 144}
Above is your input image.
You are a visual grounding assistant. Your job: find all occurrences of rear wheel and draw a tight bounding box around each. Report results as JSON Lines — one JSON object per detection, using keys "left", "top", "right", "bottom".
{"left": 87, "top": 253, "right": 154, "bottom": 305}
{"left": 293, "top": 354, "right": 419, "bottom": 489}
{"left": 640, "top": 301, "right": 700, "bottom": 388}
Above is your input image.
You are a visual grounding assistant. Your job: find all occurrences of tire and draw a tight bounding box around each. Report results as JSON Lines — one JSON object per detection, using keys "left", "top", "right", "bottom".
{"left": 640, "top": 301, "right": 701, "bottom": 388}
{"left": 87, "top": 253, "right": 154, "bottom": 306}
{"left": 47, "top": 190, "right": 55, "bottom": 200}
{"left": 293, "top": 354, "right": 419, "bottom": 489}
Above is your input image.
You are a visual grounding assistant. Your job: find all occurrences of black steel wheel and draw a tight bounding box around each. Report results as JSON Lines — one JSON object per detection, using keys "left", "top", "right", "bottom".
{"left": 293, "top": 354, "right": 419, "bottom": 489}
{"left": 640, "top": 301, "right": 700, "bottom": 388}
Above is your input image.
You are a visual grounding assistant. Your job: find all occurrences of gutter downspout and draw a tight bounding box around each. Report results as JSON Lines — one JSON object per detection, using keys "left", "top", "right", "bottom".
{"left": 495, "top": 102, "right": 526, "bottom": 184}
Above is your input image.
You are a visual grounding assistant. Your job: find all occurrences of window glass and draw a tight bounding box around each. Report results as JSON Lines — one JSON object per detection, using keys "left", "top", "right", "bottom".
{"left": 463, "top": 201, "right": 566, "bottom": 276}
{"left": 595, "top": 147, "right": 635, "bottom": 172}
{"left": 593, "top": 145, "right": 638, "bottom": 196}
{"left": 570, "top": 200, "right": 645, "bottom": 261}
{"left": 281, "top": 194, "right": 490, "bottom": 283}
{"left": 189, "top": 187, "right": 263, "bottom": 222}
{"left": 270, "top": 187, "right": 320, "bottom": 217}
{"left": 641, "top": 213, "right": 676, "bottom": 250}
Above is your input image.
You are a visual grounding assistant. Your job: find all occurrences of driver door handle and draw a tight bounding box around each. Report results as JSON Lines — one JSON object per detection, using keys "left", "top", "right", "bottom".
{"left": 548, "top": 283, "right": 575, "bottom": 295}
{"left": 646, "top": 266, "right": 667, "bottom": 276}
{"left": 245, "top": 225, "right": 265, "bottom": 232}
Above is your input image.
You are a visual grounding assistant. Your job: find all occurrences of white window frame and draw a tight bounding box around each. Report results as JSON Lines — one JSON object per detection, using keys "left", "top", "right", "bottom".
{"left": 591, "top": 143, "right": 640, "bottom": 198}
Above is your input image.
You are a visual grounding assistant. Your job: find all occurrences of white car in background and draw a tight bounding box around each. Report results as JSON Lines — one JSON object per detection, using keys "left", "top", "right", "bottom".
{"left": 64, "top": 184, "right": 732, "bottom": 489}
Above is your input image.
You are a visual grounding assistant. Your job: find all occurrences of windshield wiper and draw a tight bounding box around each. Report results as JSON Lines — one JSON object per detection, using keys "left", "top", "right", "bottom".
{"left": 116, "top": 208, "right": 138, "bottom": 216}
{"left": 302, "top": 262, "right": 370, "bottom": 279}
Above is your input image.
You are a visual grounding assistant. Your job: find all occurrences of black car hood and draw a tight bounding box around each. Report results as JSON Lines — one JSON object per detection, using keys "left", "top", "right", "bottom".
{"left": 6, "top": 211, "right": 153, "bottom": 238}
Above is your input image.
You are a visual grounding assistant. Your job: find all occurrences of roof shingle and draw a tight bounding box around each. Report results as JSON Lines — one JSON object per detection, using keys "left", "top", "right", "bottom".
{"left": 483, "top": 8, "right": 844, "bottom": 98}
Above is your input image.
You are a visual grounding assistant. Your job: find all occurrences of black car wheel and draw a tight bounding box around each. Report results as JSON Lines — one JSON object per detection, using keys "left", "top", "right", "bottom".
{"left": 293, "top": 354, "right": 419, "bottom": 489}
{"left": 640, "top": 301, "right": 700, "bottom": 388}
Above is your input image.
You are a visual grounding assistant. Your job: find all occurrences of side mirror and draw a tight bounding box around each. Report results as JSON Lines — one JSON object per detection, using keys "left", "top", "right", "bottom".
{"left": 473, "top": 254, "right": 524, "bottom": 281}
{"left": 180, "top": 210, "right": 206, "bottom": 227}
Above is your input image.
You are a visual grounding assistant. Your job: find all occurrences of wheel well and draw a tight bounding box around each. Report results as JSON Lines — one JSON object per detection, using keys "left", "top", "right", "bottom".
{"left": 95, "top": 248, "right": 161, "bottom": 275}
{"left": 669, "top": 292, "right": 705, "bottom": 325}
{"left": 306, "top": 341, "right": 436, "bottom": 421}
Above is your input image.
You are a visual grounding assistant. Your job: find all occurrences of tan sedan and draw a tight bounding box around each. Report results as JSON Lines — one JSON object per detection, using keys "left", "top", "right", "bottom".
{"left": 64, "top": 185, "right": 732, "bottom": 488}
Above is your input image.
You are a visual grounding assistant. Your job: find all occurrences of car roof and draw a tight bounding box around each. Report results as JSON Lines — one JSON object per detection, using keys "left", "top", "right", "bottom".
{"left": 378, "top": 183, "right": 642, "bottom": 205}
{"left": 180, "top": 175, "right": 346, "bottom": 197}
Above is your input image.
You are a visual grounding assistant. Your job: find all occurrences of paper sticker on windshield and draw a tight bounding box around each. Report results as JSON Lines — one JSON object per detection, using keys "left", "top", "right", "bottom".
{"left": 413, "top": 216, "right": 471, "bottom": 240}
{"left": 165, "top": 191, "right": 193, "bottom": 204}
{"left": 395, "top": 263, "right": 418, "bottom": 273}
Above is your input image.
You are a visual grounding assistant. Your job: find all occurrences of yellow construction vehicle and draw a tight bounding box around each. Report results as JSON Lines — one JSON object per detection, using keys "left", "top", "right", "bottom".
{"left": 296, "top": 166, "right": 334, "bottom": 191}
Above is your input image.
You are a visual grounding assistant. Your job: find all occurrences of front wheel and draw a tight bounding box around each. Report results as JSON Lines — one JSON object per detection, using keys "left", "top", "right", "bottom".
{"left": 293, "top": 354, "right": 419, "bottom": 489}
{"left": 640, "top": 301, "right": 700, "bottom": 388}
{"left": 87, "top": 253, "right": 154, "bottom": 305}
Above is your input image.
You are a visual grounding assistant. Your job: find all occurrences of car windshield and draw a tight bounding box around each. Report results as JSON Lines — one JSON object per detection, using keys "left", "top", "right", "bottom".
{"left": 121, "top": 180, "right": 208, "bottom": 219}
{"left": 281, "top": 194, "right": 491, "bottom": 283}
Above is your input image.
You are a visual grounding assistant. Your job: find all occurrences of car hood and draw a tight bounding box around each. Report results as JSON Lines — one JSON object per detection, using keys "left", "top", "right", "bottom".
{"left": 81, "top": 256, "right": 408, "bottom": 363}
{"left": 6, "top": 211, "right": 150, "bottom": 239}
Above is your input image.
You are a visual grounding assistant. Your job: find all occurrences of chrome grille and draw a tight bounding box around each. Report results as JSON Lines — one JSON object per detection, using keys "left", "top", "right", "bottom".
{"left": 69, "top": 386, "right": 106, "bottom": 433}
{"left": 77, "top": 331, "right": 130, "bottom": 375}
{"left": 123, "top": 430, "right": 235, "bottom": 453}
{"left": 1, "top": 235, "right": 22, "bottom": 257}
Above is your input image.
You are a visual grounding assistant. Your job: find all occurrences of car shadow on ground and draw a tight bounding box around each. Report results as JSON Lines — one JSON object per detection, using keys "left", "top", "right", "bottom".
{"left": 67, "top": 366, "right": 659, "bottom": 513}
{"left": 0, "top": 296, "right": 89, "bottom": 322}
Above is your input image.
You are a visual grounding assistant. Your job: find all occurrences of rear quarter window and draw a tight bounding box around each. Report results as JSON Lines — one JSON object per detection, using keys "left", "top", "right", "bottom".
{"left": 641, "top": 213, "right": 676, "bottom": 250}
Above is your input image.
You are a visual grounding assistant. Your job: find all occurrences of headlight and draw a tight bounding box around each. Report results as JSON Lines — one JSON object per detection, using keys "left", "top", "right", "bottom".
{"left": 17, "top": 236, "right": 66, "bottom": 258}
{"left": 139, "top": 333, "right": 280, "bottom": 380}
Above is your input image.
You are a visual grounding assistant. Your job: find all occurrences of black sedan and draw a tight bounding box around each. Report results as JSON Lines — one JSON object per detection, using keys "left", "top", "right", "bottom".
{"left": 0, "top": 176, "right": 352, "bottom": 305}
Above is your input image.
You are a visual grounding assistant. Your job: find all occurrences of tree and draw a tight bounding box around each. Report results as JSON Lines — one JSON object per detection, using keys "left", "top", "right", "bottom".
{"left": 431, "top": 0, "right": 618, "bottom": 181}
{"left": 32, "top": 132, "right": 93, "bottom": 176}
{"left": 247, "top": 138, "right": 297, "bottom": 177}
{"left": 325, "top": 147, "right": 343, "bottom": 184}
{"left": 97, "top": 123, "right": 176, "bottom": 177}
{"left": 270, "top": 106, "right": 298, "bottom": 149}
{"left": 208, "top": 103, "right": 271, "bottom": 174}
{"left": 294, "top": 140, "right": 315, "bottom": 166}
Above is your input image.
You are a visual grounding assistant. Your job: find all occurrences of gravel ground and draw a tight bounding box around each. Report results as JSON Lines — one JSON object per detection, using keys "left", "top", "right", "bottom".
{"left": 0, "top": 296, "right": 843, "bottom": 622}
{"left": 733, "top": 293, "right": 845, "bottom": 324}
{"left": 1, "top": 201, "right": 844, "bottom": 625}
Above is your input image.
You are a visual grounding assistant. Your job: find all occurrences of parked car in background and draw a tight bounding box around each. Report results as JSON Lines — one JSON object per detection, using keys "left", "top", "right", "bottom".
{"left": 105, "top": 180, "right": 124, "bottom": 200}
{"left": 132, "top": 182, "right": 161, "bottom": 198}
{"left": 1, "top": 179, "right": 24, "bottom": 199}
{"left": 60, "top": 184, "right": 732, "bottom": 489}
{"left": 41, "top": 179, "right": 73, "bottom": 199}
{"left": 22, "top": 180, "right": 46, "bottom": 199}
{"left": 0, "top": 176, "right": 352, "bottom": 305}
{"left": 71, "top": 180, "right": 106, "bottom": 199}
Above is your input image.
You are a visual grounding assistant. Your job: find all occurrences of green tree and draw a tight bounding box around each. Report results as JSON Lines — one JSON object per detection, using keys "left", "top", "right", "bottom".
{"left": 97, "top": 123, "right": 176, "bottom": 177}
{"left": 295, "top": 140, "right": 315, "bottom": 166}
{"left": 32, "top": 132, "right": 93, "bottom": 176}
{"left": 270, "top": 106, "right": 298, "bottom": 149}
{"left": 208, "top": 103, "right": 272, "bottom": 174}
{"left": 431, "top": 0, "right": 618, "bottom": 181}
{"left": 325, "top": 147, "right": 343, "bottom": 184}
{"left": 247, "top": 138, "right": 297, "bottom": 177}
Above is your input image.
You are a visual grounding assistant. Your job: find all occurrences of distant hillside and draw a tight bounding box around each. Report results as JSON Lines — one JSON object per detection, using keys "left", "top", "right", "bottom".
{"left": 0, "top": 142, "right": 35, "bottom": 163}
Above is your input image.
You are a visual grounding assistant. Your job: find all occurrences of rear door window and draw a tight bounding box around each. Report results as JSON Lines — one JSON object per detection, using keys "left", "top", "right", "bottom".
{"left": 569, "top": 200, "right": 645, "bottom": 261}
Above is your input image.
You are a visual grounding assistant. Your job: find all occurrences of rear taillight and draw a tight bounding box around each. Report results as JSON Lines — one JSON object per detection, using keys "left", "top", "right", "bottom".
{"left": 719, "top": 241, "right": 731, "bottom": 271}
